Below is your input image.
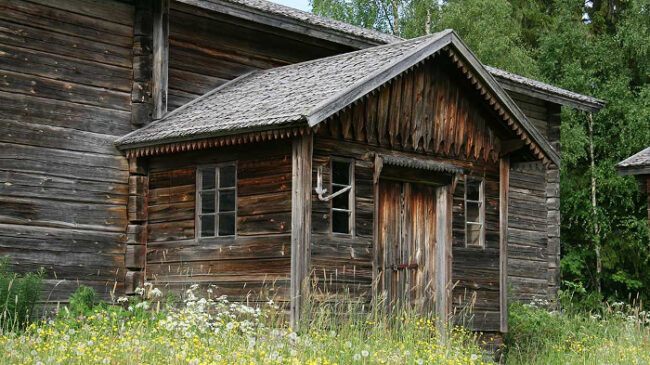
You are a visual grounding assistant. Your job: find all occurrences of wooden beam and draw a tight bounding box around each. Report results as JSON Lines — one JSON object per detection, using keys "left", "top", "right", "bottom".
{"left": 435, "top": 185, "right": 452, "bottom": 330}
{"left": 500, "top": 139, "right": 525, "bottom": 157}
{"left": 290, "top": 132, "right": 313, "bottom": 328}
{"left": 499, "top": 156, "right": 510, "bottom": 332}
{"left": 152, "top": 0, "right": 169, "bottom": 119}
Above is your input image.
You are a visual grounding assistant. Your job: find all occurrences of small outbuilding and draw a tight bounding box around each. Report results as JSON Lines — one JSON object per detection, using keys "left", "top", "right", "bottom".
{"left": 617, "top": 147, "right": 650, "bottom": 228}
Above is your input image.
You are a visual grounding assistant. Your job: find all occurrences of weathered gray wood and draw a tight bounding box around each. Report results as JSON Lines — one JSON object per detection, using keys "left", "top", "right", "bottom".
{"left": 290, "top": 133, "right": 313, "bottom": 327}
{"left": 435, "top": 185, "right": 450, "bottom": 329}
{"left": 499, "top": 157, "right": 509, "bottom": 332}
{"left": 152, "top": 0, "right": 169, "bottom": 119}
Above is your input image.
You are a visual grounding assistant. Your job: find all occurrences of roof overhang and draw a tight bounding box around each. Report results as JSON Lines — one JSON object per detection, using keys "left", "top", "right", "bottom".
{"left": 117, "top": 30, "right": 562, "bottom": 167}
{"left": 177, "top": 0, "right": 604, "bottom": 116}
{"left": 616, "top": 147, "right": 650, "bottom": 176}
{"left": 302, "top": 31, "right": 560, "bottom": 166}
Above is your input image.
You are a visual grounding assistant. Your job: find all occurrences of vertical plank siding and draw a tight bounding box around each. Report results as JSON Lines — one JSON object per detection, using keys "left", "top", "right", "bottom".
{"left": 145, "top": 141, "right": 293, "bottom": 303}
{"left": 0, "top": 0, "right": 133, "bottom": 302}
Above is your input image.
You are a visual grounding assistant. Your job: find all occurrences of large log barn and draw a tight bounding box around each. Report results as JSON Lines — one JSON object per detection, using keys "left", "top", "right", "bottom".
{"left": 0, "top": 0, "right": 606, "bottom": 333}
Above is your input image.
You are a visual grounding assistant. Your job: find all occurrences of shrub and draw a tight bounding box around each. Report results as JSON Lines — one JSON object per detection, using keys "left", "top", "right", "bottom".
{"left": 68, "top": 285, "right": 97, "bottom": 316}
{"left": 0, "top": 256, "right": 43, "bottom": 330}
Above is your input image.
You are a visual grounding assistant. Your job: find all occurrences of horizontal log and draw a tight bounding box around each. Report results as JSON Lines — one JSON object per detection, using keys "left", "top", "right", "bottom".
{"left": 0, "top": 195, "right": 127, "bottom": 232}
{"left": 147, "top": 234, "right": 290, "bottom": 263}
{"left": 3, "top": 0, "right": 132, "bottom": 47}
{"left": 0, "top": 169, "right": 128, "bottom": 205}
{"left": 0, "top": 43, "right": 131, "bottom": 92}
{"left": 0, "top": 69, "right": 131, "bottom": 111}
{"left": 0, "top": 143, "right": 129, "bottom": 184}
{"left": 0, "top": 119, "right": 121, "bottom": 155}
{"left": 148, "top": 220, "right": 194, "bottom": 242}
{"left": 0, "top": 19, "right": 131, "bottom": 68}
{"left": 0, "top": 91, "right": 131, "bottom": 135}
{"left": 27, "top": 0, "right": 134, "bottom": 27}
{"left": 0, "top": 223, "right": 126, "bottom": 254}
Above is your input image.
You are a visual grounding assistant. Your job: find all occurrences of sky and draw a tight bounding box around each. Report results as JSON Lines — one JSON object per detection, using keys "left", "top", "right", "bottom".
{"left": 269, "top": 0, "right": 311, "bottom": 12}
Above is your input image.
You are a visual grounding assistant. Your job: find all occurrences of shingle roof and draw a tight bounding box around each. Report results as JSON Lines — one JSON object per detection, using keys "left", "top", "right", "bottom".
{"left": 116, "top": 33, "right": 440, "bottom": 147}
{"left": 486, "top": 66, "right": 606, "bottom": 112}
{"left": 177, "top": 0, "right": 400, "bottom": 48}
{"left": 116, "top": 30, "right": 561, "bottom": 166}
{"left": 180, "top": 0, "right": 604, "bottom": 112}
{"left": 616, "top": 147, "right": 650, "bottom": 175}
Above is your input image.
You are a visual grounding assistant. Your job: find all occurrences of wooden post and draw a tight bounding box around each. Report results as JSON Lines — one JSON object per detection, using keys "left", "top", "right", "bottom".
{"left": 435, "top": 184, "right": 452, "bottom": 330}
{"left": 152, "top": 0, "right": 169, "bottom": 119}
{"left": 290, "top": 132, "right": 313, "bottom": 328}
{"left": 131, "top": 0, "right": 153, "bottom": 128}
{"left": 499, "top": 157, "right": 510, "bottom": 332}
{"left": 125, "top": 158, "right": 148, "bottom": 294}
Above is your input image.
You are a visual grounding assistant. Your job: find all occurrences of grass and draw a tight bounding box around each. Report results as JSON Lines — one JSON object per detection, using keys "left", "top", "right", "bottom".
{"left": 0, "top": 284, "right": 488, "bottom": 365}
{"left": 504, "top": 297, "right": 650, "bottom": 364}
{"left": 1, "top": 280, "right": 649, "bottom": 364}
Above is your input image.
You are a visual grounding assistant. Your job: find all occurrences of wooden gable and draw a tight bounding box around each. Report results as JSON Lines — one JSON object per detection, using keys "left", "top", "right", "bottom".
{"left": 317, "top": 54, "right": 516, "bottom": 164}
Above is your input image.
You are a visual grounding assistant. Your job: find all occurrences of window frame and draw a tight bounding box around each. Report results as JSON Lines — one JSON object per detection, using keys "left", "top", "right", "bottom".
{"left": 464, "top": 176, "right": 485, "bottom": 248}
{"left": 329, "top": 157, "right": 355, "bottom": 236}
{"left": 195, "top": 162, "right": 238, "bottom": 240}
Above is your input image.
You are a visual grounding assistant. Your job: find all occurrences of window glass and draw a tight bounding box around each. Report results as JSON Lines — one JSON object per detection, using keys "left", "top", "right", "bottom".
{"left": 220, "top": 166, "right": 236, "bottom": 188}
{"left": 218, "top": 213, "right": 236, "bottom": 236}
{"left": 198, "top": 165, "right": 237, "bottom": 238}
{"left": 201, "top": 215, "right": 215, "bottom": 237}
{"left": 331, "top": 160, "right": 353, "bottom": 234}
{"left": 219, "top": 191, "right": 236, "bottom": 212}
{"left": 201, "top": 168, "right": 215, "bottom": 190}
{"left": 465, "top": 178, "right": 484, "bottom": 247}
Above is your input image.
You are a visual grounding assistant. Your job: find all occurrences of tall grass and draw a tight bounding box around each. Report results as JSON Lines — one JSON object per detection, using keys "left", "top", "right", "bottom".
{"left": 504, "top": 298, "right": 650, "bottom": 364}
{"left": 0, "top": 256, "right": 43, "bottom": 330}
{"left": 0, "top": 282, "right": 490, "bottom": 364}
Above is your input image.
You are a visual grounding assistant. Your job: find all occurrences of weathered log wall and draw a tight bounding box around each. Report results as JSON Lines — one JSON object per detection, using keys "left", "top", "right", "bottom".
{"left": 144, "top": 141, "right": 293, "bottom": 303}
{"left": 166, "top": 2, "right": 354, "bottom": 110}
{"left": 505, "top": 92, "right": 562, "bottom": 305}
{"left": 0, "top": 0, "right": 133, "bottom": 302}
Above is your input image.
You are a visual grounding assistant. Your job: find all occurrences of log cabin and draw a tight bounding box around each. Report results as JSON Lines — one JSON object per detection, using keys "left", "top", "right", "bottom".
{"left": 617, "top": 147, "right": 650, "bottom": 229}
{"left": 0, "top": 0, "right": 606, "bottom": 333}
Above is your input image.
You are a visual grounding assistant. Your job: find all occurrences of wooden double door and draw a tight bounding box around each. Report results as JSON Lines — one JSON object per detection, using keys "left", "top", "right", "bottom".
{"left": 378, "top": 179, "right": 438, "bottom": 312}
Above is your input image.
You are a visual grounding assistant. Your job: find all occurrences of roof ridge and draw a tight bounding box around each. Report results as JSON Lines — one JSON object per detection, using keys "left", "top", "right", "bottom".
{"left": 304, "top": 30, "right": 453, "bottom": 124}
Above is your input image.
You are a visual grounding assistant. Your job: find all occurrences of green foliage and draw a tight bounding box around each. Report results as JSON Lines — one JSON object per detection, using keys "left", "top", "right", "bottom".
{"left": 0, "top": 256, "right": 43, "bottom": 330}
{"left": 433, "top": 0, "right": 538, "bottom": 76}
{"left": 68, "top": 285, "right": 97, "bottom": 316}
{"left": 504, "top": 296, "right": 650, "bottom": 364}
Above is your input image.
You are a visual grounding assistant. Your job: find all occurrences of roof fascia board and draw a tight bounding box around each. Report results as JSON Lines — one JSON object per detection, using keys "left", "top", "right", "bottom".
{"left": 447, "top": 32, "right": 560, "bottom": 166}
{"left": 176, "top": 0, "right": 385, "bottom": 49}
{"left": 616, "top": 167, "right": 650, "bottom": 176}
{"left": 495, "top": 77, "right": 604, "bottom": 113}
{"left": 306, "top": 30, "right": 560, "bottom": 167}
{"left": 305, "top": 31, "right": 453, "bottom": 126}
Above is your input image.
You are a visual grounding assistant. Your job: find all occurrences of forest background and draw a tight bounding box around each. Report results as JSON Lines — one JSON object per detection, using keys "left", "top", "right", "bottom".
{"left": 311, "top": 0, "right": 650, "bottom": 302}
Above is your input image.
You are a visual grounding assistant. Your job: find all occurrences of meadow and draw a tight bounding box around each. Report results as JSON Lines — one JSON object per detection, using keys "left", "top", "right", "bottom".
{"left": 1, "top": 260, "right": 649, "bottom": 365}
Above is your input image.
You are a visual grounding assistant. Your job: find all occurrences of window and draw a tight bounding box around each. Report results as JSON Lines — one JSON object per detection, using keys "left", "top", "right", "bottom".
{"left": 331, "top": 159, "right": 354, "bottom": 234}
{"left": 197, "top": 164, "right": 236, "bottom": 238}
{"left": 465, "top": 177, "right": 484, "bottom": 247}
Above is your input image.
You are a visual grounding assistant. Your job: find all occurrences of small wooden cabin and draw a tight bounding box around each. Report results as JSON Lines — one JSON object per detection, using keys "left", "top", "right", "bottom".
{"left": 0, "top": 0, "right": 606, "bottom": 333}
{"left": 617, "top": 147, "right": 650, "bottom": 228}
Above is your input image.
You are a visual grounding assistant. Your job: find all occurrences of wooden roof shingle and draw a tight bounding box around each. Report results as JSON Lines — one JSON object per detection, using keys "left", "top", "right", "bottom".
{"left": 116, "top": 30, "right": 561, "bottom": 166}
{"left": 617, "top": 147, "right": 650, "bottom": 175}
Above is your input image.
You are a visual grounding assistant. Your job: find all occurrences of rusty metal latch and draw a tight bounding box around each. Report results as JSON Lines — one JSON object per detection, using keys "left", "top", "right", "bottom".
{"left": 391, "top": 263, "right": 419, "bottom": 271}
